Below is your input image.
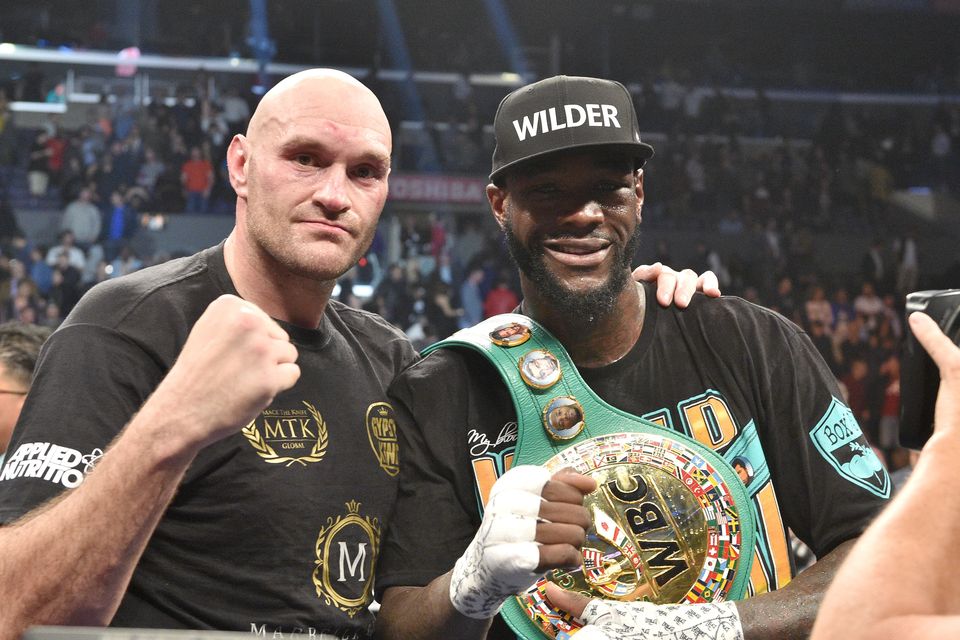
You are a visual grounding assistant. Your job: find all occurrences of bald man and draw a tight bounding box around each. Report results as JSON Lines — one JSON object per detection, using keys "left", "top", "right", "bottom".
{"left": 0, "top": 69, "right": 418, "bottom": 638}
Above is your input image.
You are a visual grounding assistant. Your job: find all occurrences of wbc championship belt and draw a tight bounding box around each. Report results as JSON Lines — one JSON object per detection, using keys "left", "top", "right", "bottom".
{"left": 424, "top": 314, "right": 757, "bottom": 639}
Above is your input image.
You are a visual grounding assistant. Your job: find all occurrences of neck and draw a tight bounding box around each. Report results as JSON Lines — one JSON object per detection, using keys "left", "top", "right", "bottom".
{"left": 521, "top": 279, "right": 646, "bottom": 368}
{"left": 223, "top": 231, "right": 335, "bottom": 329}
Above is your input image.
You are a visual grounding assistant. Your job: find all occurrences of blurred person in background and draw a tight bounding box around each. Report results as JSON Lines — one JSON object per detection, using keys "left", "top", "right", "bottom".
{"left": 180, "top": 145, "right": 213, "bottom": 213}
{"left": 0, "top": 322, "right": 49, "bottom": 465}
{"left": 60, "top": 188, "right": 102, "bottom": 250}
{"left": 26, "top": 131, "right": 51, "bottom": 204}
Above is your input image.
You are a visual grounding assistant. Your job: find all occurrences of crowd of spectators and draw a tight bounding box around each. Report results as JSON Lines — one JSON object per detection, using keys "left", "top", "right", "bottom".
{"left": 3, "top": 89, "right": 240, "bottom": 216}
{"left": 404, "top": 82, "right": 960, "bottom": 233}
{"left": 0, "top": 75, "right": 251, "bottom": 332}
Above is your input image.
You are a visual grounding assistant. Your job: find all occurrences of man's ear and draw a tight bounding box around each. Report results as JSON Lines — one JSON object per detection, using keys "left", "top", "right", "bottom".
{"left": 226, "top": 134, "right": 249, "bottom": 196}
{"left": 487, "top": 182, "right": 508, "bottom": 230}
{"left": 635, "top": 168, "right": 645, "bottom": 222}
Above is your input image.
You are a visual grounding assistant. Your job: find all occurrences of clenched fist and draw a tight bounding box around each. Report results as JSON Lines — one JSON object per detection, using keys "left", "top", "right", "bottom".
{"left": 151, "top": 295, "right": 301, "bottom": 449}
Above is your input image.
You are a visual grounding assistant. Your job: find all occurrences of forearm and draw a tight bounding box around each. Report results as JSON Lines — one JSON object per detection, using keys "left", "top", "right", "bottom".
{"left": 737, "top": 538, "right": 856, "bottom": 640}
{"left": 812, "top": 434, "right": 960, "bottom": 639}
{"left": 375, "top": 466, "right": 590, "bottom": 640}
{"left": 0, "top": 397, "right": 198, "bottom": 637}
{"left": 375, "top": 577, "right": 494, "bottom": 640}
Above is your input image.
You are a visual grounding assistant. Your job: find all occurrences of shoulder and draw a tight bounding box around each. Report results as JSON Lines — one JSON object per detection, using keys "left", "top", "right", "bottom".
{"left": 644, "top": 289, "right": 813, "bottom": 375}
{"left": 661, "top": 290, "right": 805, "bottom": 342}
{"left": 390, "top": 345, "right": 495, "bottom": 401}
{"left": 396, "top": 345, "right": 472, "bottom": 379}
{"left": 325, "top": 301, "right": 419, "bottom": 369}
{"left": 62, "top": 247, "right": 223, "bottom": 340}
{"left": 326, "top": 300, "right": 411, "bottom": 345}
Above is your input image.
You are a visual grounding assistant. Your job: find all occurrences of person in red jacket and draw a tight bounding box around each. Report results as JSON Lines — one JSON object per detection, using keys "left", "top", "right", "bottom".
{"left": 180, "top": 146, "right": 213, "bottom": 213}
{"left": 483, "top": 277, "right": 520, "bottom": 317}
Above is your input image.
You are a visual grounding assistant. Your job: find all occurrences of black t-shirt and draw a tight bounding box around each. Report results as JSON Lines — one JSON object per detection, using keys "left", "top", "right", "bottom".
{"left": 0, "top": 244, "right": 418, "bottom": 638}
{"left": 377, "top": 283, "right": 890, "bottom": 638}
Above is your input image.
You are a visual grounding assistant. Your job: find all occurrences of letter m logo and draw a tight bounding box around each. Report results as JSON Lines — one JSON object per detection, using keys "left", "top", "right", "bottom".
{"left": 337, "top": 542, "right": 368, "bottom": 582}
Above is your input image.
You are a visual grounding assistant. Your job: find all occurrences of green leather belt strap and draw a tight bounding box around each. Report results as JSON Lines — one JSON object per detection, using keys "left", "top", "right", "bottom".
{"left": 425, "top": 313, "right": 757, "bottom": 638}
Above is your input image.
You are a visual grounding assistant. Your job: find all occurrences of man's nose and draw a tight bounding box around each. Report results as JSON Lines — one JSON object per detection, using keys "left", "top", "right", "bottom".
{"left": 559, "top": 200, "right": 604, "bottom": 227}
{"left": 311, "top": 168, "right": 351, "bottom": 214}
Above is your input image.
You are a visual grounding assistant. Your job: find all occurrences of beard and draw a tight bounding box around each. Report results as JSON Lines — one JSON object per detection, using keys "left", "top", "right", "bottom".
{"left": 504, "top": 219, "right": 642, "bottom": 323}
{"left": 245, "top": 207, "right": 372, "bottom": 283}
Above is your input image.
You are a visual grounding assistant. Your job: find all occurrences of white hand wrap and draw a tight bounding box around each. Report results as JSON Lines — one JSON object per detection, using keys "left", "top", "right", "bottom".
{"left": 449, "top": 465, "right": 551, "bottom": 619}
{"left": 575, "top": 600, "right": 743, "bottom": 640}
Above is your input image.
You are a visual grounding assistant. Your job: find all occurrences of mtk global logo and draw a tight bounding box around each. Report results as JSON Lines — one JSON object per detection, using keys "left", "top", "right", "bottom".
{"left": 242, "top": 401, "right": 329, "bottom": 467}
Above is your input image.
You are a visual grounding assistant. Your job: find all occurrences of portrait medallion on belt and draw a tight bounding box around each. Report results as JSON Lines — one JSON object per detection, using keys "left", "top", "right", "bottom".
{"left": 489, "top": 321, "right": 532, "bottom": 347}
{"left": 542, "top": 396, "right": 586, "bottom": 440}
{"left": 518, "top": 349, "right": 562, "bottom": 389}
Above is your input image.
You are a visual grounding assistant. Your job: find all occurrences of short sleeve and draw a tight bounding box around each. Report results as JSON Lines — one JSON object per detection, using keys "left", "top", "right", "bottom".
{"left": 0, "top": 323, "right": 164, "bottom": 524}
{"left": 376, "top": 349, "right": 513, "bottom": 598}
{"left": 758, "top": 327, "right": 890, "bottom": 556}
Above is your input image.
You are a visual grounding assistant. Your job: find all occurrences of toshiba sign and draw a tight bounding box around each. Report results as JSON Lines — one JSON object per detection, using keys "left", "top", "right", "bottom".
{"left": 388, "top": 174, "right": 487, "bottom": 204}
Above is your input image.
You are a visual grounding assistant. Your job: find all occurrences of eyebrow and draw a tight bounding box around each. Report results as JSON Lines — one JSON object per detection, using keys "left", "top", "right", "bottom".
{"left": 368, "top": 152, "right": 392, "bottom": 170}
{"left": 278, "top": 136, "right": 391, "bottom": 168}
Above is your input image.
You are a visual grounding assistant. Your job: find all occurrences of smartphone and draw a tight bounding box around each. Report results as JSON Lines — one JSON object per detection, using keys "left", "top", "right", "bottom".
{"left": 899, "top": 289, "right": 960, "bottom": 449}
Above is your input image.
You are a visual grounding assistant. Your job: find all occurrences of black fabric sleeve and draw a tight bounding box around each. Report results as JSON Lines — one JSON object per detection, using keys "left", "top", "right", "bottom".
{"left": 755, "top": 319, "right": 890, "bottom": 557}
{"left": 0, "top": 323, "right": 164, "bottom": 523}
{"left": 375, "top": 349, "right": 509, "bottom": 598}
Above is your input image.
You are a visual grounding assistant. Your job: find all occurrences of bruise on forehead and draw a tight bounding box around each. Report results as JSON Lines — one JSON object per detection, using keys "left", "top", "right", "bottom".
{"left": 247, "top": 68, "right": 391, "bottom": 147}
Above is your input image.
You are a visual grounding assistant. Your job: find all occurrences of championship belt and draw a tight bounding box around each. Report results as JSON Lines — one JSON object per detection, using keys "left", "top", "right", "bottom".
{"left": 424, "top": 313, "right": 757, "bottom": 639}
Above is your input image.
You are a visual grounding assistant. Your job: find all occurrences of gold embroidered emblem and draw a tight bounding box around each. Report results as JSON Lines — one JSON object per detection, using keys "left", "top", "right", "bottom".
{"left": 365, "top": 402, "right": 399, "bottom": 476}
{"left": 313, "top": 500, "right": 381, "bottom": 618}
{"left": 242, "top": 401, "right": 329, "bottom": 466}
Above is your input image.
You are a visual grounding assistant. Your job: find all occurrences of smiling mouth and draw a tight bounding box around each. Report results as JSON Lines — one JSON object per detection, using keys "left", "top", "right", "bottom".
{"left": 541, "top": 238, "right": 612, "bottom": 266}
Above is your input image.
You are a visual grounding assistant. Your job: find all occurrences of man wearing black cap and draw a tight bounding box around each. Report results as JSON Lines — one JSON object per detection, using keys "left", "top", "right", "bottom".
{"left": 374, "top": 76, "right": 889, "bottom": 640}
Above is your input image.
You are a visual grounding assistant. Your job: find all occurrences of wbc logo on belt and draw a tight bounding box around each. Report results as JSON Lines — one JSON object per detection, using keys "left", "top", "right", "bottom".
{"left": 516, "top": 432, "right": 745, "bottom": 639}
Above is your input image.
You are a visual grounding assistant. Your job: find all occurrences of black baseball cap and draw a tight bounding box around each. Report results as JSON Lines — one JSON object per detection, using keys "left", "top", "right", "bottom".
{"left": 489, "top": 75, "right": 655, "bottom": 182}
